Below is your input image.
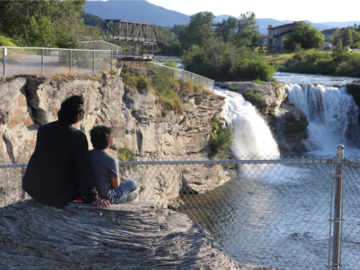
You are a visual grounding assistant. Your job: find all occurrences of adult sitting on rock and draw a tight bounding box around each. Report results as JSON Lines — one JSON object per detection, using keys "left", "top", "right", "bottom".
{"left": 22, "top": 94, "right": 110, "bottom": 208}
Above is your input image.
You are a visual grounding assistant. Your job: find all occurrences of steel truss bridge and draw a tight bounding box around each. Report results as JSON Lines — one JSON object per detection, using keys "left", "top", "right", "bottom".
{"left": 100, "top": 20, "right": 159, "bottom": 61}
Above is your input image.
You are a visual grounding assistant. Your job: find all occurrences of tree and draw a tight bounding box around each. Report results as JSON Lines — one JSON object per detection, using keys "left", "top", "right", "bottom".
{"left": 342, "top": 27, "right": 353, "bottom": 47}
{"left": 215, "top": 16, "right": 237, "bottom": 42}
{"left": 283, "top": 22, "right": 324, "bottom": 50}
{"left": 329, "top": 29, "right": 342, "bottom": 47}
{"left": 0, "top": 0, "right": 85, "bottom": 48}
{"left": 179, "top": 11, "right": 215, "bottom": 48}
{"left": 235, "top": 12, "right": 259, "bottom": 48}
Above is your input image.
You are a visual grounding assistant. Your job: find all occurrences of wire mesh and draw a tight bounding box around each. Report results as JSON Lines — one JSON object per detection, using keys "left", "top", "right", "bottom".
{"left": 2, "top": 157, "right": 360, "bottom": 269}
{"left": 0, "top": 47, "right": 4, "bottom": 77}
{"left": 0, "top": 47, "right": 113, "bottom": 77}
{"left": 5, "top": 48, "right": 42, "bottom": 76}
{"left": 119, "top": 157, "right": 335, "bottom": 270}
{"left": 341, "top": 160, "right": 360, "bottom": 269}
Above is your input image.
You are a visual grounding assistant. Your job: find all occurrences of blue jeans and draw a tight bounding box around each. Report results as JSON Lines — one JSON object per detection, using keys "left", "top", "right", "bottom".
{"left": 107, "top": 179, "right": 137, "bottom": 204}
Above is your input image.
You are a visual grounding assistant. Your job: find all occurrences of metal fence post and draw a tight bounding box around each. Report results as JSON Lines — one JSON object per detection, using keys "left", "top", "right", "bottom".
{"left": 41, "top": 48, "right": 44, "bottom": 74}
{"left": 70, "top": 50, "right": 72, "bottom": 72}
{"left": 3, "top": 47, "right": 5, "bottom": 77}
{"left": 331, "top": 144, "right": 345, "bottom": 270}
{"left": 173, "top": 68, "right": 175, "bottom": 79}
{"left": 111, "top": 49, "right": 113, "bottom": 71}
{"left": 92, "top": 51, "right": 95, "bottom": 73}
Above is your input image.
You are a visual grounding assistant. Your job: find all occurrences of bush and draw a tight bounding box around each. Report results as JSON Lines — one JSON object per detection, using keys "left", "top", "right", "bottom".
{"left": 0, "top": 36, "right": 23, "bottom": 46}
{"left": 121, "top": 71, "right": 151, "bottom": 89}
{"left": 182, "top": 42, "right": 275, "bottom": 81}
{"left": 253, "top": 79, "right": 265, "bottom": 84}
{"left": 117, "top": 145, "right": 137, "bottom": 170}
{"left": 209, "top": 119, "right": 233, "bottom": 159}
{"left": 163, "top": 60, "right": 178, "bottom": 69}
{"left": 243, "top": 87, "right": 264, "bottom": 106}
{"left": 279, "top": 48, "right": 360, "bottom": 78}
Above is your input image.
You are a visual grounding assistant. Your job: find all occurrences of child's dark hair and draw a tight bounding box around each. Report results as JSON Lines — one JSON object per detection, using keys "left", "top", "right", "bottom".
{"left": 90, "top": 125, "right": 114, "bottom": 150}
{"left": 58, "top": 94, "right": 85, "bottom": 125}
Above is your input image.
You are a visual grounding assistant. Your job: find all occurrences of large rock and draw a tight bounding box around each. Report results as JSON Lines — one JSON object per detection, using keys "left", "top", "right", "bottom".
{"left": 217, "top": 81, "right": 286, "bottom": 110}
{"left": 275, "top": 103, "right": 309, "bottom": 153}
{"left": 0, "top": 200, "right": 240, "bottom": 270}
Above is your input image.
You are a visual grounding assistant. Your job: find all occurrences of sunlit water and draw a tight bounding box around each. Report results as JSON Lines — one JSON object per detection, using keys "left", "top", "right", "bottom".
{"left": 179, "top": 74, "right": 360, "bottom": 269}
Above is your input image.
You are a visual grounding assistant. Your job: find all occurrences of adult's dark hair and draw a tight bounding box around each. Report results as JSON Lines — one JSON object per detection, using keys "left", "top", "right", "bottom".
{"left": 58, "top": 94, "right": 85, "bottom": 125}
{"left": 90, "top": 125, "right": 114, "bottom": 150}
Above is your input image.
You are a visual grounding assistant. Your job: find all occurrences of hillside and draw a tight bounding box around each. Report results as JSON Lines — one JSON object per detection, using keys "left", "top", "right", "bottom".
{"left": 84, "top": 0, "right": 190, "bottom": 26}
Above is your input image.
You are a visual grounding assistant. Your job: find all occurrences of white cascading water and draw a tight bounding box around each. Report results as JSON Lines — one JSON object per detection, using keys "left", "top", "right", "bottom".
{"left": 215, "top": 88, "right": 280, "bottom": 159}
{"left": 286, "top": 84, "right": 360, "bottom": 155}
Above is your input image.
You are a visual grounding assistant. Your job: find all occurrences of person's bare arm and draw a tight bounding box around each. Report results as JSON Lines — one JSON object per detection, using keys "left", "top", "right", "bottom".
{"left": 111, "top": 176, "right": 120, "bottom": 188}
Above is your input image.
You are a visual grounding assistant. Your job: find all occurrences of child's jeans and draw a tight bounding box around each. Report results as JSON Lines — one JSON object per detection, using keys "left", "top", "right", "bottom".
{"left": 107, "top": 179, "right": 137, "bottom": 204}
{"left": 81, "top": 179, "right": 137, "bottom": 204}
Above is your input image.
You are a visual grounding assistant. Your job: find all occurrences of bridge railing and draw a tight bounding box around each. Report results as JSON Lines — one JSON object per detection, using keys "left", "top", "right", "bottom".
{"left": 0, "top": 46, "right": 113, "bottom": 77}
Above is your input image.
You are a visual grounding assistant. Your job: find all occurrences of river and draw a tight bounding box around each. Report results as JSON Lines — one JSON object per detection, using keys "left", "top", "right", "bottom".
{"left": 178, "top": 72, "right": 360, "bottom": 270}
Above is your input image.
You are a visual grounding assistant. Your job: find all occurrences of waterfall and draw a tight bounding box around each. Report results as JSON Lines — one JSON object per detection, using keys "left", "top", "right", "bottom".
{"left": 286, "top": 84, "right": 360, "bottom": 154}
{"left": 215, "top": 88, "right": 280, "bottom": 159}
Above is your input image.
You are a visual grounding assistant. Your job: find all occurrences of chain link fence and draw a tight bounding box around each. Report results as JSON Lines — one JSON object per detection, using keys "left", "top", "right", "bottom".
{"left": 0, "top": 46, "right": 113, "bottom": 77}
{"left": 1, "top": 150, "right": 359, "bottom": 269}
{"left": 123, "top": 61, "right": 215, "bottom": 91}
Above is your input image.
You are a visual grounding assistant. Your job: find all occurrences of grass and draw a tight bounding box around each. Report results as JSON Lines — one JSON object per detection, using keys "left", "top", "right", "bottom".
{"left": 263, "top": 49, "right": 333, "bottom": 68}
{"left": 121, "top": 67, "right": 213, "bottom": 117}
{"left": 0, "top": 36, "right": 24, "bottom": 47}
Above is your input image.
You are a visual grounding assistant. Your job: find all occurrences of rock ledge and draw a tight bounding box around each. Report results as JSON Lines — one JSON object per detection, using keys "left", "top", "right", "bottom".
{"left": 0, "top": 200, "right": 239, "bottom": 270}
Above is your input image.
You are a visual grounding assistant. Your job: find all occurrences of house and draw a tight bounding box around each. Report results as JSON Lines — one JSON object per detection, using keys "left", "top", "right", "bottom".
{"left": 267, "top": 22, "right": 300, "bottom": 51}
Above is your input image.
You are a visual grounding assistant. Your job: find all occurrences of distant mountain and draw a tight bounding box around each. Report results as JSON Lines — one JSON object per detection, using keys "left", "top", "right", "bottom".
{"left": 84, "top": 0, "right": 190, "bottom": 26}
{"left": 214, "top": 15, "right": 359, "bottom": 34}
{"left": 84, "top": 2, "right": 360, "bottom": 33}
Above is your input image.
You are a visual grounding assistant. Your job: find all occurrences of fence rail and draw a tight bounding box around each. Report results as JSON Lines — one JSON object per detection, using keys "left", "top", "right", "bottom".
{"left": 1, "top": 148, "right": 360, "bottom": 269}
{"left": 125, "top": 61, "right": 215, "bottom": 90}
{"left": 0, "top": 46, "right": 113, "bottom": 77}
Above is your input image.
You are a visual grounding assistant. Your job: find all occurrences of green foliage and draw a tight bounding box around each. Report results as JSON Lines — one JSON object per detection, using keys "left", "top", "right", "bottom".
{"left": 0, "top": 0, "right": 85, "bottom": 48}
{"left": 329, "top": 29, "right": 343, "bottom": 47}
{"left": 228, "top": 86, "right": 240, "bottom": 91}
{"left": 253, "top": 79, "right": 265, "bottom": 84}
{"left": 117, "top": 145, "right": 137, "bottom": 170}
{"left": 121, "top": 72, "right": 151, "bottom": 89}
{"left": 179, "top": 11, "right": 216, "bottom": 49}
{"left": 215, "top": 16, "right": 237, "bottom": 42}
{"left": 163, "top": 60, "right": 178, "bottom": 69}
{"left": 343, "top": 27, "right": 353, "bottom": 47}
{"left": 279, "top": 47, "right": 360, "bottom": 78}
{"left": 243, "top": 87, "right": 264, "bottom": 106}
{"left": 81, "top": 11, "right": 105, "bottom": 29}
{"left": 120, "top": 69, "right": 206, "bottom": 116}
{"left": 283, "top": 22, "right": 324, "bottom": 50}
{"left": 235, "top": 12, "right": 260, "bottom": 48}
{"left": 182, "top": 42, "right": 275, "bottom": 81}
{"left": 209, "top": 120, "right": 233, "bottom": 159}
{"left": 0, "top": 36, "right": 23, "bottom": 47}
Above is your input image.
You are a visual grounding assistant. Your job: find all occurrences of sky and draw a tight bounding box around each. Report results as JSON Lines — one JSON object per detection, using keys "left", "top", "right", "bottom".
{"left": 145, "top": 0, "right": 360, "bottom": 23}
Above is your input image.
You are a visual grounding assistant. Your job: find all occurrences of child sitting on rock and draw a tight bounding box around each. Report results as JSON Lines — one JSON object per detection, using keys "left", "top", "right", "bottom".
{"left": 88, "top": 125, "right": 137, "bottom": 204}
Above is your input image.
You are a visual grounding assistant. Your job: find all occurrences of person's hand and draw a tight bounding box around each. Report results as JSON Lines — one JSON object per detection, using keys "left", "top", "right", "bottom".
{"left": 92, "top": 199, "right": 111, "bottom": 208}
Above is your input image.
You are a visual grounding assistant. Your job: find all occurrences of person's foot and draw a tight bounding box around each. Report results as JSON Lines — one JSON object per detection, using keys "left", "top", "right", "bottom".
{"left": 116, "top": 192, "right": 137, "bottom": 204}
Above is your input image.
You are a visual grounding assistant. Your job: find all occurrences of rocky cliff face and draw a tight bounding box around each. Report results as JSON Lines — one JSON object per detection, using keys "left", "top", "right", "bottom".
{"left": 217, "top": 81, "right": 309, "bottom": 154}
{"left": 0, "top": 74, "right": 227, "bottom": 208}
